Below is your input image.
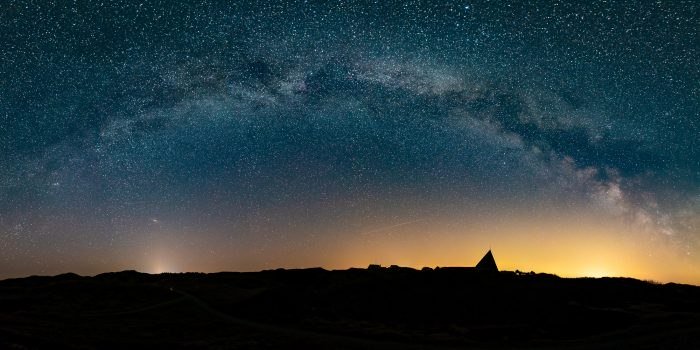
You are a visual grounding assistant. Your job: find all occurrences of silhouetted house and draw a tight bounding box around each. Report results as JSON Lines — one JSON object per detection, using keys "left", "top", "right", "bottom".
{"left": 475, "top": 249, "right": 498, "bottom": 272}
{"left": 435, "top": 249, "right": 500, "bottom": 273}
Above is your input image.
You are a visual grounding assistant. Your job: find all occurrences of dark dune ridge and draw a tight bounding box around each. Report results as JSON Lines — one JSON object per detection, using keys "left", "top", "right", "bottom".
{"left": 1, "top": 267, "right": 699, "bottom": 349}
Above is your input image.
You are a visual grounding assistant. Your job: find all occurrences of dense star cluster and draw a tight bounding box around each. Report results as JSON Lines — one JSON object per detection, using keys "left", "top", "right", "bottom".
{"left": 1, "top": 1, "right": 698, "bottom": 281}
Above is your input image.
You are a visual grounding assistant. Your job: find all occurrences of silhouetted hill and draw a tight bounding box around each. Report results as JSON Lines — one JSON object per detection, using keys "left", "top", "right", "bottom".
{"left": 1, "top": 267, "right": 699, "bottom": 349}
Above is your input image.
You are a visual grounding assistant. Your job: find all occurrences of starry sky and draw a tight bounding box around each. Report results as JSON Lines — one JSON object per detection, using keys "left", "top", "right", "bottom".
{"left": 1, "top": 0, "right": 699, "bottom": 283}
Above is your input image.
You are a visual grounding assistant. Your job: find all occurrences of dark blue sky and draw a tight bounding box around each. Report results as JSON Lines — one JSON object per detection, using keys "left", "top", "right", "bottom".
{"left": 1, "top": 1, "right": 698, "bottom": 282}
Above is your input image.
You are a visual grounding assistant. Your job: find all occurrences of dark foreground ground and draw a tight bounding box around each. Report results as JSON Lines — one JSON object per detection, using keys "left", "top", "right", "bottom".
{"left": 1, "top": 267, "right": 699, "bottom": 349}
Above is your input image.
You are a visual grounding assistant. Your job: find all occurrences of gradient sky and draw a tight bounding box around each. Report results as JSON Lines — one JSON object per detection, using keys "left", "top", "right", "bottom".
{"left": 1, "top": 1, "right": 699, "bottom": 284}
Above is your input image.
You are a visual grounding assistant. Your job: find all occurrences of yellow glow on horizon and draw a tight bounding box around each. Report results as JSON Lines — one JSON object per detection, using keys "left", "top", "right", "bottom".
{"left": 110, "top": 206, "right": 700, "bottom": 286}
{"left": 149, "top": 260, "right": 179, "bottom": 274}
{"left": 295, "top": 208, "right": 700, "bottom": 285}
{"left": 580, "top": 266, "right": 616, "bottom": 278}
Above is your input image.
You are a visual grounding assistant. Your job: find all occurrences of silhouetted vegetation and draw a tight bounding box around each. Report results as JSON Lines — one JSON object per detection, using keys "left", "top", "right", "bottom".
{"left": 1, "top": 267, "right": 699, "bottom": 349}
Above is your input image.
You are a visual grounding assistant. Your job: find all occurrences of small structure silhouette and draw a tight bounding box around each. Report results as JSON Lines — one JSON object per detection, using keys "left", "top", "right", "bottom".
{"left": 475, "top": 249, "right": 499, "bottom": 272}
{"left": 368, "top": 264, "right": 382, "bottom": 271}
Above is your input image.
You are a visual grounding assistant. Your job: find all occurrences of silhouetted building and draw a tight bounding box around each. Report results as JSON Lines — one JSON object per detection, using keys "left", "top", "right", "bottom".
{"left": 475, "top": 250, "right": 498, "bottom": 272}
{"left": 368, "top": 264, "right": 382, "bottom": 271}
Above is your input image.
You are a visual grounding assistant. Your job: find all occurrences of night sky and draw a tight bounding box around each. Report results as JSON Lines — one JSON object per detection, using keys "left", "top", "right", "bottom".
{"left": 1, "top": 1, "right": 699, "bottom": 283}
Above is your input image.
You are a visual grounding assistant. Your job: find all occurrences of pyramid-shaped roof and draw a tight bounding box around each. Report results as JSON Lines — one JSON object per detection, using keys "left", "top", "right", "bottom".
{"left": 475, "top": 250, "right": 498, "bottom": 272}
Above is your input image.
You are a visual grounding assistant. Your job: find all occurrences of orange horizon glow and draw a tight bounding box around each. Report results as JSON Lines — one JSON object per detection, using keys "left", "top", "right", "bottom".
{"left": 109, "top": 209, "right": 700, "bottom": 286}
{"left": 2, "top": 206, "right": 697, "bottom": 286}
{"left": 5, "top": 248, "right": 698, "bottom": 286}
